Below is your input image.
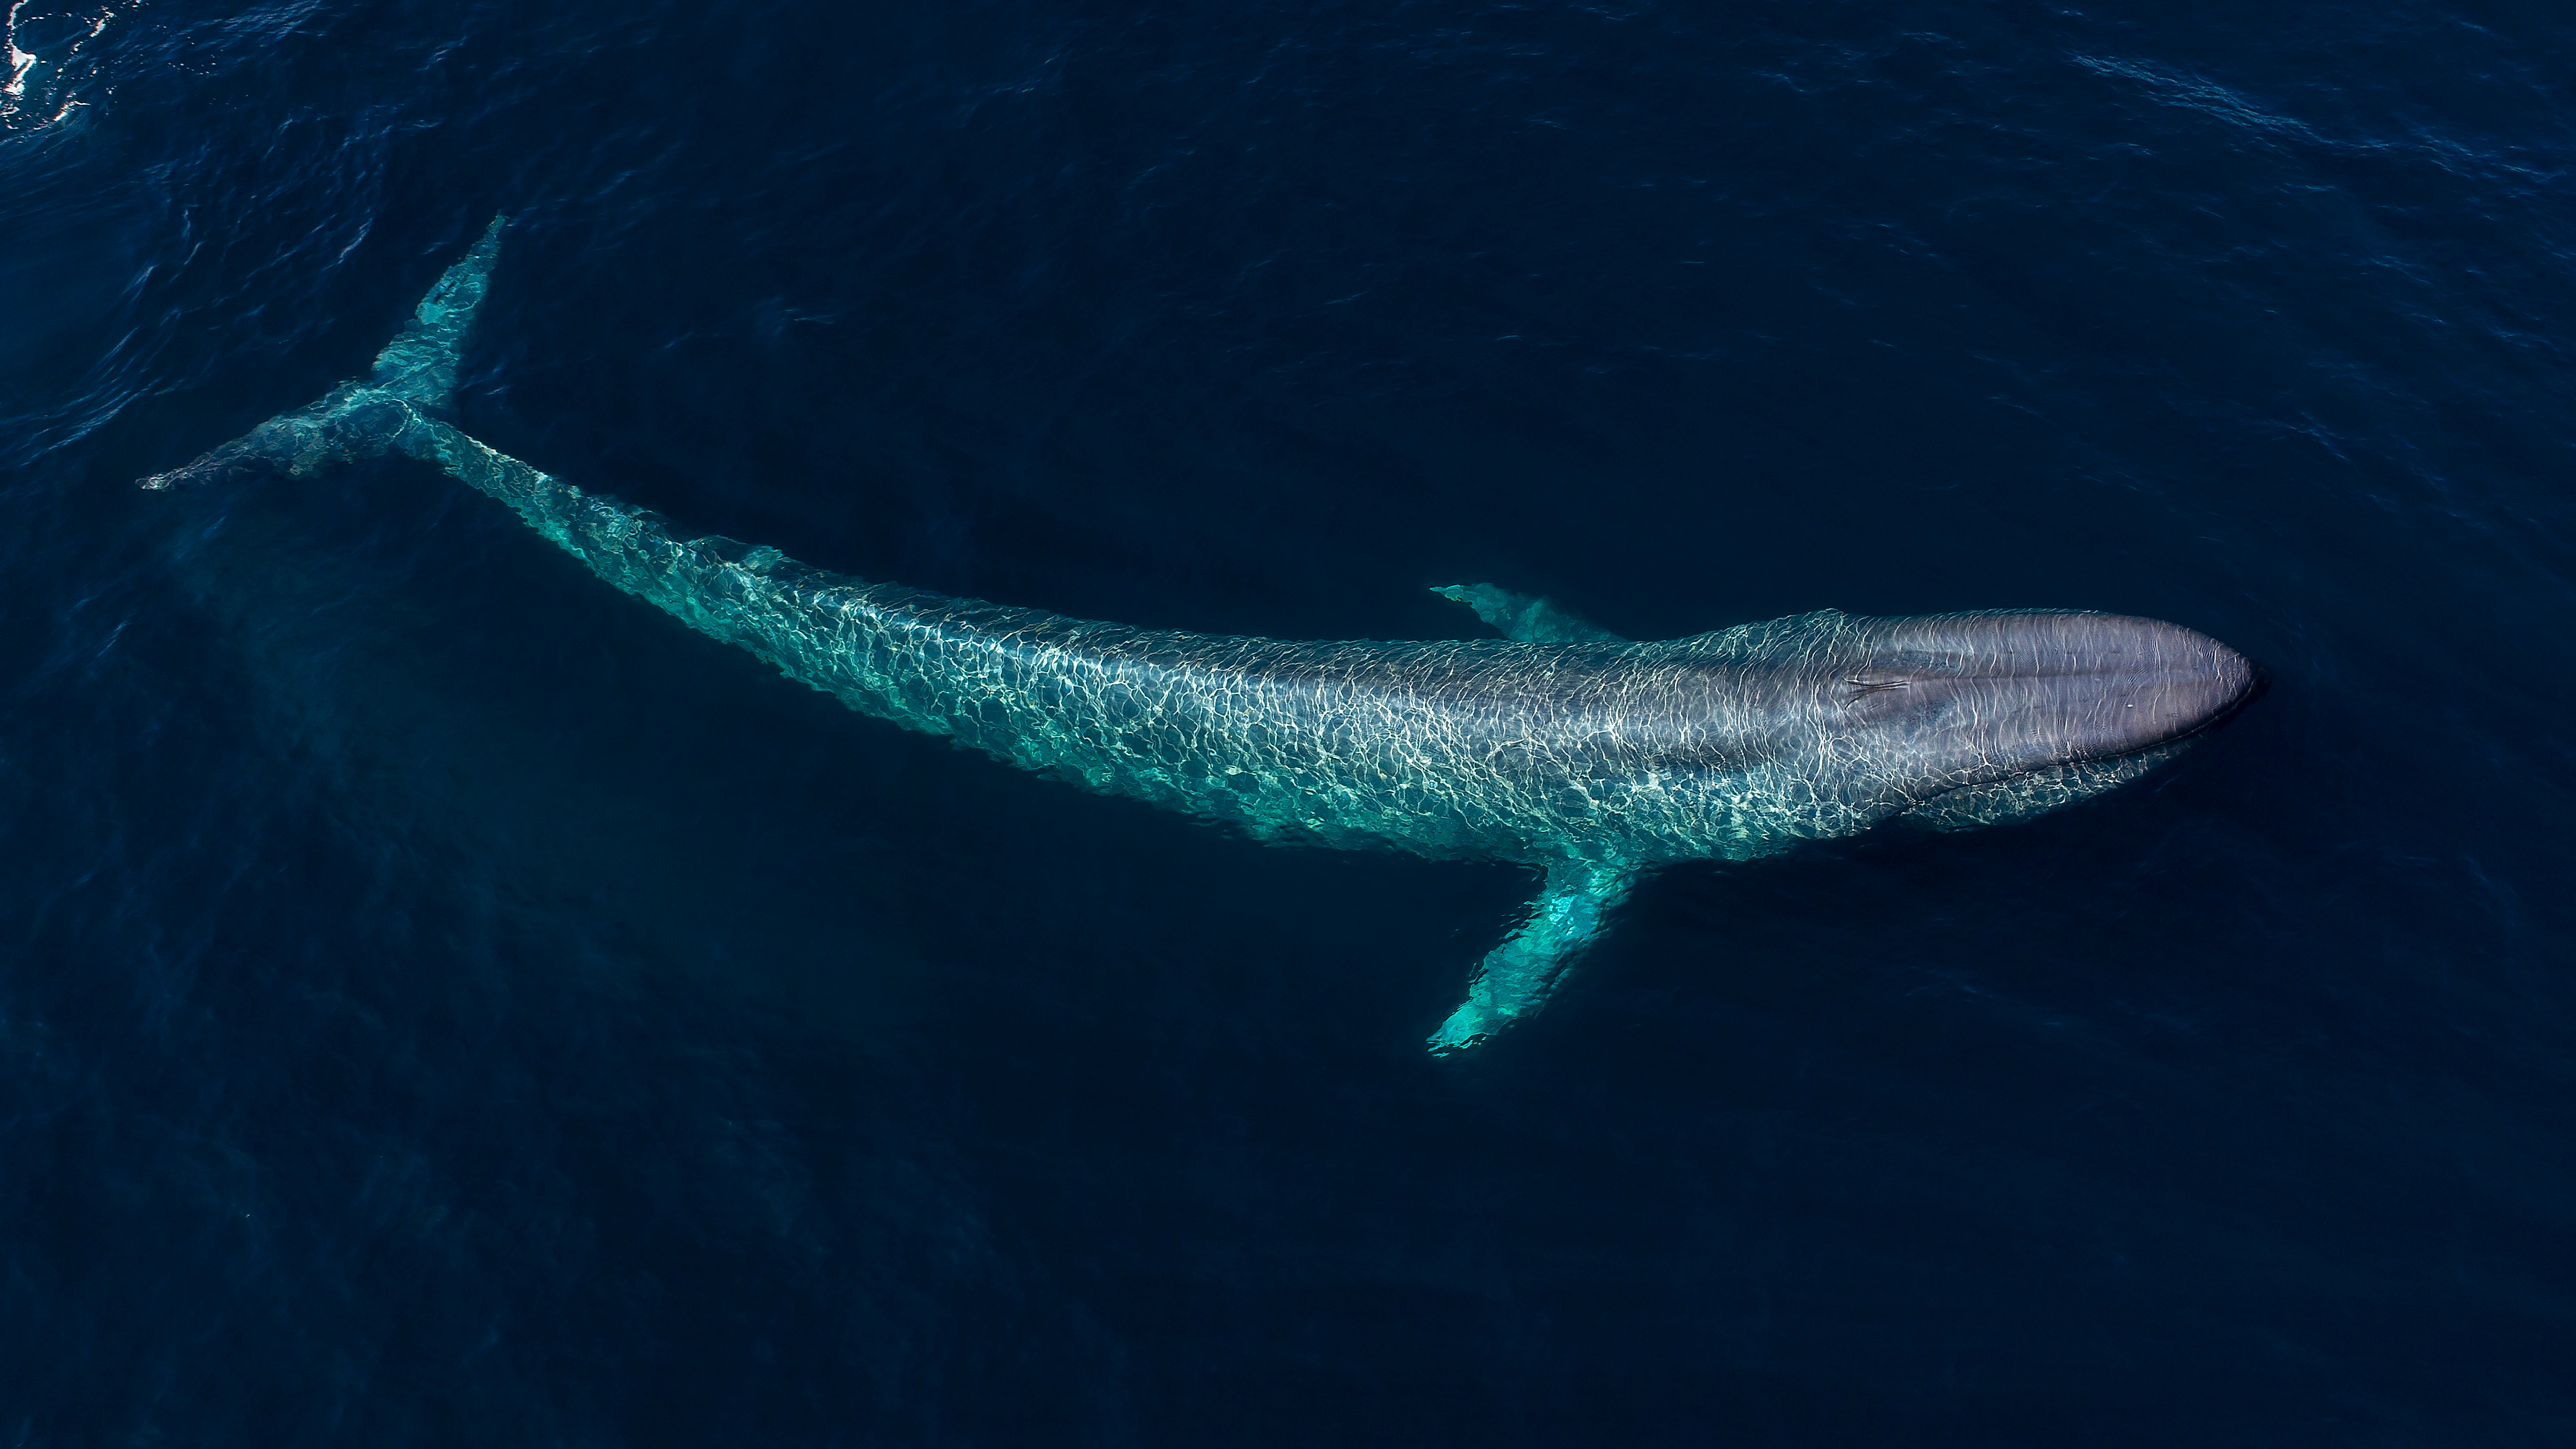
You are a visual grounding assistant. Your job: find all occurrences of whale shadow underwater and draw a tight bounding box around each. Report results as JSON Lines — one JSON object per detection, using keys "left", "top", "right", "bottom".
{"left": 143, "top": 219, "right": 2264, "bottom": 1054}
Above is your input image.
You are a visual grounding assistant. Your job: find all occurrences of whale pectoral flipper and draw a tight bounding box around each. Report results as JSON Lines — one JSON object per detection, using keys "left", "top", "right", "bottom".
{"left": 1429, "top": 861, "right": 1639, "bottom": 1055}
{"left": 1431, "top": 582, "right": 1622, "bottom": 643}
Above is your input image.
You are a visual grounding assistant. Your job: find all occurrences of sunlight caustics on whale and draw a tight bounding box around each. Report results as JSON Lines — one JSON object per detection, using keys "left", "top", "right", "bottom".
{"left": 143, "top": 220, "right": 2262, "bottom": 1053}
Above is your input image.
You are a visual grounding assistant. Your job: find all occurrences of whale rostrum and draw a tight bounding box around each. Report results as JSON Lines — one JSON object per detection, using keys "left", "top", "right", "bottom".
{"left": 143, "top": 220, "right": 2263, "bottom": 1053}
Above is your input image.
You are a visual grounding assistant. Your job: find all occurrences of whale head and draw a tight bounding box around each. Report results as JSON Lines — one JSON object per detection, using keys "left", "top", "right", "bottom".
{"left": 1812, "top": 610, "right": 2261, "bottom": 824}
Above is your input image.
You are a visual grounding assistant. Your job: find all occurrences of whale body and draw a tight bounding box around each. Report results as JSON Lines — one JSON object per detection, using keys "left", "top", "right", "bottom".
{"left": 144, "top": 220, "right": 2262, "bottom": 1052}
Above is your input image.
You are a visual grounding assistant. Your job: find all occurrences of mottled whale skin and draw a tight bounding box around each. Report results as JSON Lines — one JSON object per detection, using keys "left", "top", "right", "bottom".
{"left": 144, "top": 220, "right": 2261, "bottom": 1052}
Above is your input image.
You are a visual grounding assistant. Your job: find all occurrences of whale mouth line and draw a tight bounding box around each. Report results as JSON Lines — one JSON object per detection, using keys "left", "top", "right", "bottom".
{"left": 2174, "top": 657, "right": 2271, "bottom": 740}
{"left": 2040, "top": 663, "right": 2271, "bottom": 770}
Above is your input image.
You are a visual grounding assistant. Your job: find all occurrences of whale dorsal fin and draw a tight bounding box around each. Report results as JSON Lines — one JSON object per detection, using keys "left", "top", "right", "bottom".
{"left": 1429, "top": 861, "right": 1640, "bottom": 1054}
{"left": 1431, "top": 582, "right": 1623, "bottom": 643}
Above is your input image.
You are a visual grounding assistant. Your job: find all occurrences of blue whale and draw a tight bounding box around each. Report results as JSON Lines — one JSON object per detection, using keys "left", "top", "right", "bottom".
{"left": 144, "top": 220, "right": 2262, "bottom": 1052}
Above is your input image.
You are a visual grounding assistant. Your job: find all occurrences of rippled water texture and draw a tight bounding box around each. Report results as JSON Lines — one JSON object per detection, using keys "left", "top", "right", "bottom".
{"left": 5, "top": 0, "right": 2574, "bottom": 1443}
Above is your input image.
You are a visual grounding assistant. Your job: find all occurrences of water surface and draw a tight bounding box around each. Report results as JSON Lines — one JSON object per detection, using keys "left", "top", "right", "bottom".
{"left": 4, "top": 0, "right": 2573, "bottom": 1442}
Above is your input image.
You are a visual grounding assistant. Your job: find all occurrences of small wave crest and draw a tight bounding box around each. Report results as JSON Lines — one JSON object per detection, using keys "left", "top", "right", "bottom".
{"left": 2, "top": 0, "right": 130, "bottom": 134}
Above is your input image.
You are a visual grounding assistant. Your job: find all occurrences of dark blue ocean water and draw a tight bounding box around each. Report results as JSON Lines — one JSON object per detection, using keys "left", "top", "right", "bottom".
{"left": 6, "top": 0, "right": 2576, "bottom": 1442}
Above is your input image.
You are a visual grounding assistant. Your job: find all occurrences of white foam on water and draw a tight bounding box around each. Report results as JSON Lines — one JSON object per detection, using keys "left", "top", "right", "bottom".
{"left": 5, "top": 1, "right": 127, "bottom": 129}
{"left": 3, "top": 0, "right": 39, "bottom": 104}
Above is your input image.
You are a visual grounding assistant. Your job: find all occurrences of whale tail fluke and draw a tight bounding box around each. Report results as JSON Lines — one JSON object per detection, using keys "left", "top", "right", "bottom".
{"left": 141, "top": 215, "right": 510, "bottom": 491}
{"left": 367, "top": 213, "right": 508, "bottom": 412}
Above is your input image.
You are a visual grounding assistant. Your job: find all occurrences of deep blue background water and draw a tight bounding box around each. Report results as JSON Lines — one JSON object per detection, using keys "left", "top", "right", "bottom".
{"left": 6, "top": 0, "right": 2576, "bottom": 1442}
